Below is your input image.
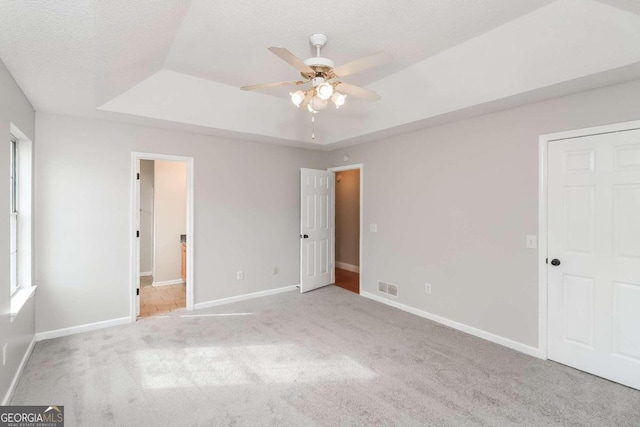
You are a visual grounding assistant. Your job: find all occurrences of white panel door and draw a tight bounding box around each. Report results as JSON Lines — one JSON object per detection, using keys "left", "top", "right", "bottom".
{"left": 548, "top": 128, "right": 640, "bottom": 390}
{"left": 300, "top": 168, "right": 334, "bottom": 293}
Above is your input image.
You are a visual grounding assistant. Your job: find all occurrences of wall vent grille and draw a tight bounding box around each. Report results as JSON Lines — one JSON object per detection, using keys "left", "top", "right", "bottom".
{"left": 387, "top": 283, "right": 398, "bottom": 297}
{"left": 378, "top": 281, "right": 398, "bottom": 297}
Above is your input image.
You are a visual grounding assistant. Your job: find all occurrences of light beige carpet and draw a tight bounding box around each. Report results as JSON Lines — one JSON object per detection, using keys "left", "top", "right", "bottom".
{"left": 12, "top": 286, "right": 640, "bottom": 426}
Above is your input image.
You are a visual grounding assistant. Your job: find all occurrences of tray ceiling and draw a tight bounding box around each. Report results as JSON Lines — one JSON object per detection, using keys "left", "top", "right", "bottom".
{"left": 1, "top": 0, "right": 639, "bottom": 149}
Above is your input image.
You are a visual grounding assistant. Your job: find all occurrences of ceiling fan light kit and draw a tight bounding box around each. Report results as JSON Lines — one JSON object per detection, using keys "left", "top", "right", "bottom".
{"left": 241, "top": 33, "right": 391, "bottom": 138}
{"left": 293, "top": 34, "right": 345, "bottom": 112}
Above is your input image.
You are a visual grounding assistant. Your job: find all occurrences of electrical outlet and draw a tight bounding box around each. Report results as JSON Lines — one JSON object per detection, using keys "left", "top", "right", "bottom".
{"left": 236, "top": 271, "right": 244, "bottom": 280}
{"left": 272, "top": 267, "right": 278, "bottom": 275}
{"left": 2, "top": 343, "right": 7, "bottom": 366}
{"left": 425, "top": 283, "right": 432, "bottom": 294}
{"left": 370, "top": 224, "right": 377, "bottom": 233}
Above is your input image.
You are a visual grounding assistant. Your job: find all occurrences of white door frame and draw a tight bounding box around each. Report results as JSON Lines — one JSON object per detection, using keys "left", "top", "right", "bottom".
{"left": 538, "top": 119, "right": 640, "bottom": 359}
{"left": 151, "top": 184, "right": 156, "bottom": 279}
{"left": 328, "top": 164, "right": 364, "bottom": 294}
{"left": 130, "top": 152, "right": 195, "bottom": 322}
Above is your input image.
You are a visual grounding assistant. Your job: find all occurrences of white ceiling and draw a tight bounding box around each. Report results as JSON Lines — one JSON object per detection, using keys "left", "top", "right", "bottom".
{"left": 1, "top": 0, "right": 639, "bottom": 149}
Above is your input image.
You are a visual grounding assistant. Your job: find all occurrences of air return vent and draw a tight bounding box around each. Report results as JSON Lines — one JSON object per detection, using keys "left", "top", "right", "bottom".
{"left": 378, "top": 281, "right": 398, "bottom": 297}
{"left": 378, "top": 281, "right": 388, "bottom": 293}
{"left": 387, "top": 283, "right": 398, "bottom": 297}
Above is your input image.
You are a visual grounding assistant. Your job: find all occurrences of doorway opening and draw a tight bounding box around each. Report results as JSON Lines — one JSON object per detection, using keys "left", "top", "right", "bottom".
{"left": 139, "top": 159, "right": 187, "bottom": 317}
{"left": 329, "top": 164, "right": 363, "bottom": 294}
{"left": 131, "top": 153, "right": 194, "bottom": 321}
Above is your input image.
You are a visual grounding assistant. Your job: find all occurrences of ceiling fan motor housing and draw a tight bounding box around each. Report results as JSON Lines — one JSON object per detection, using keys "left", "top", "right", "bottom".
{"left": 304, "top": 33, "right": 335, "bottom": 74}
{"left": 303, "top": 57, "right": 335, "bottom": 69}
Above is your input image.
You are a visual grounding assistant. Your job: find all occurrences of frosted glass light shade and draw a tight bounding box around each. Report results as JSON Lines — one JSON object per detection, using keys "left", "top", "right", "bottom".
{"left": 331, "top": 92, "right": 347, "bottom": 108}
{"left": 290, "top": 90, "right": 305, "bottom": 107}
{"left": 310, "top": 96, "right": 328, "bottom": 111}
{"left": 316, "top": 83, "right": 334, "bottom": 100}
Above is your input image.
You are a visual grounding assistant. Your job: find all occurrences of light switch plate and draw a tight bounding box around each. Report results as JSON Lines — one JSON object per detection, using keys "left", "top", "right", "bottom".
{"left": 370, "top": 224, "right": 377, "bottom": 233}
{"left": 526, "top": 235, "right": 537, "bottom": 249}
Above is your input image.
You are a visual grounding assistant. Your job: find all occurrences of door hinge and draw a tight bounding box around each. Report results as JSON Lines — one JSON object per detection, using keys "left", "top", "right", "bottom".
{"left": 136, "top": 230, "right": 140, "bottom": 238}
{"left": 136, "top": 288, "right": 139, "bottom": 296}
{"left": 137, "top": 173, "right": 140, "bottom": 180}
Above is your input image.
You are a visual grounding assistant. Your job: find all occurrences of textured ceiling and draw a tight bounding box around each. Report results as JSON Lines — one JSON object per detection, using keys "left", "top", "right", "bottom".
{"left": 164, "top": 0, "right": 553, "bottom": 90}
{"left": 0, "top": 0, "right": 193, "bottom": 113}
{"left": 0, "top": 0, "right": 639, "bottom": 148}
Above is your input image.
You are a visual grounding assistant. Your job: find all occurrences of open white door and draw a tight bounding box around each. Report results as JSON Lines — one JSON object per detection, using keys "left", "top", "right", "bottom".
{"left": 547, "top": 128, "right": 640, "bottom": 390}
{"left": 135, "top": 159, "right": 141, "bottom": 317}
{"left": 300, "top": 168, "right": 335, "bottom": 293}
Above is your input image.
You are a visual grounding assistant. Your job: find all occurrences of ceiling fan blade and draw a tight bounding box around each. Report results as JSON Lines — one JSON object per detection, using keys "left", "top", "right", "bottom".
{"left": 301, "top": 91, "right": 313, "bottom": 109}
{"left": 335, "top": 82, "right": 381, "bottom": 101}
{"left": 241, "top": 80, "right": 307, "bottom": 91}
{"left": 268, "top": 47, "right": 315, "bottom": 75}
{"left": 332, "top": 51, "right": 392, "bottom": 78}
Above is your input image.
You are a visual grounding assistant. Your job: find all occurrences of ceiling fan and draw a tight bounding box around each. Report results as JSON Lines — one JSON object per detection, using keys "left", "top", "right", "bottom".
{"left": 241, "top": 34, "right": 391, "bottom": 113}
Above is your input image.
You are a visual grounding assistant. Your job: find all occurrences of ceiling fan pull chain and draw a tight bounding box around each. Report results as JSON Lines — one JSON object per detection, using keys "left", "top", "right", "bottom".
{"left": 311, "top": 114, "right": 315, "bottom": 140}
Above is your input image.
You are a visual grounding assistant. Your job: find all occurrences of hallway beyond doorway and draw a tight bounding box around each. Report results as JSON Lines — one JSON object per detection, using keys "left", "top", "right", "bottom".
{"left": 139, "top": 282, "right": 185, "bottom": 318}
{"left": 335, "top": 268, "right": 359, "bottom": 294}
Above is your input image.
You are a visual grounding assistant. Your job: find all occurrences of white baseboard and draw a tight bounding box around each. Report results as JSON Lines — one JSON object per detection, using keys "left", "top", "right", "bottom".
{"left": 152, "top": 279, "right": 184, "bottom": 287}
{"left": 140, "top": 271, "right": 152, "bottom": 277}
{"left": 194, "top": 285, "right": 298, "bottom": 310}
{"left": 36, "top": 317, "right": 131, "bottom": 342}
{"left": 2, "top": 336, "right": 36, "bottom": 405}
{"left": 361, "top": 291, "right": 542, "bottom": 359}
{"left": 335, "top": 262, "right": 360, "bottom": 273}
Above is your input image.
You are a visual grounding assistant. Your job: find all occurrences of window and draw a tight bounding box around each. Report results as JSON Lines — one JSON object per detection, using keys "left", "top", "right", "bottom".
{"left": 9, "top": 136, "right": 18, "bottom": 294}
{"left": 8, "top": 128, "right": 34, "bottom": 318}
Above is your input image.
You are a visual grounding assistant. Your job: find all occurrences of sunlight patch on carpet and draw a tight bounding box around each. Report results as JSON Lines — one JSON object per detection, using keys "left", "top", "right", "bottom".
{"left": 135, "top": 344, "right": 376, "bottom": 388}
{"left": 180, "top": 313, "right": 254, "bottom": 317}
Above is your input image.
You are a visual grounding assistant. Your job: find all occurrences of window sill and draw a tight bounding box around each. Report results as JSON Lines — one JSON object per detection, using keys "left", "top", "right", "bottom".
{"left": 10, "top": 286, "right": 37, "bottom": 323}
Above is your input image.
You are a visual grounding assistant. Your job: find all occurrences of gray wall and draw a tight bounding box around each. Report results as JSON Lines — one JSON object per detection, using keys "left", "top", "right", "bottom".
{"left": 34, "top": 113, "right": 326, "bottom": 333}
{"left": 327, "top": 79, "right": 640, "bottom": 348}
{"left": 0, "top": 59, "right": 35, "bottom": 403}
{"left": 139, "top": 160, "right": 154, "bottom": 275}
{"left": 335, "top": 169, "right": 360, "bottom": 267}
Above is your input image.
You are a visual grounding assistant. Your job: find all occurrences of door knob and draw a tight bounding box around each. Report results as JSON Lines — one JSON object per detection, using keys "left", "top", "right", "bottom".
{"left": 550, "top": 259, "right": 561, "bottom": 266}
{"left": 300, "top": 234, "right": 309, "bottom": 239}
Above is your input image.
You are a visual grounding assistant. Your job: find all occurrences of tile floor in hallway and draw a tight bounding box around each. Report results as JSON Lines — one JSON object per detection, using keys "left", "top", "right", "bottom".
{"left": 139, "top": 276, "right": 185, "bottom": 318}
{"left": 140, "top": 275, "right": 153, "bottom": 288}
